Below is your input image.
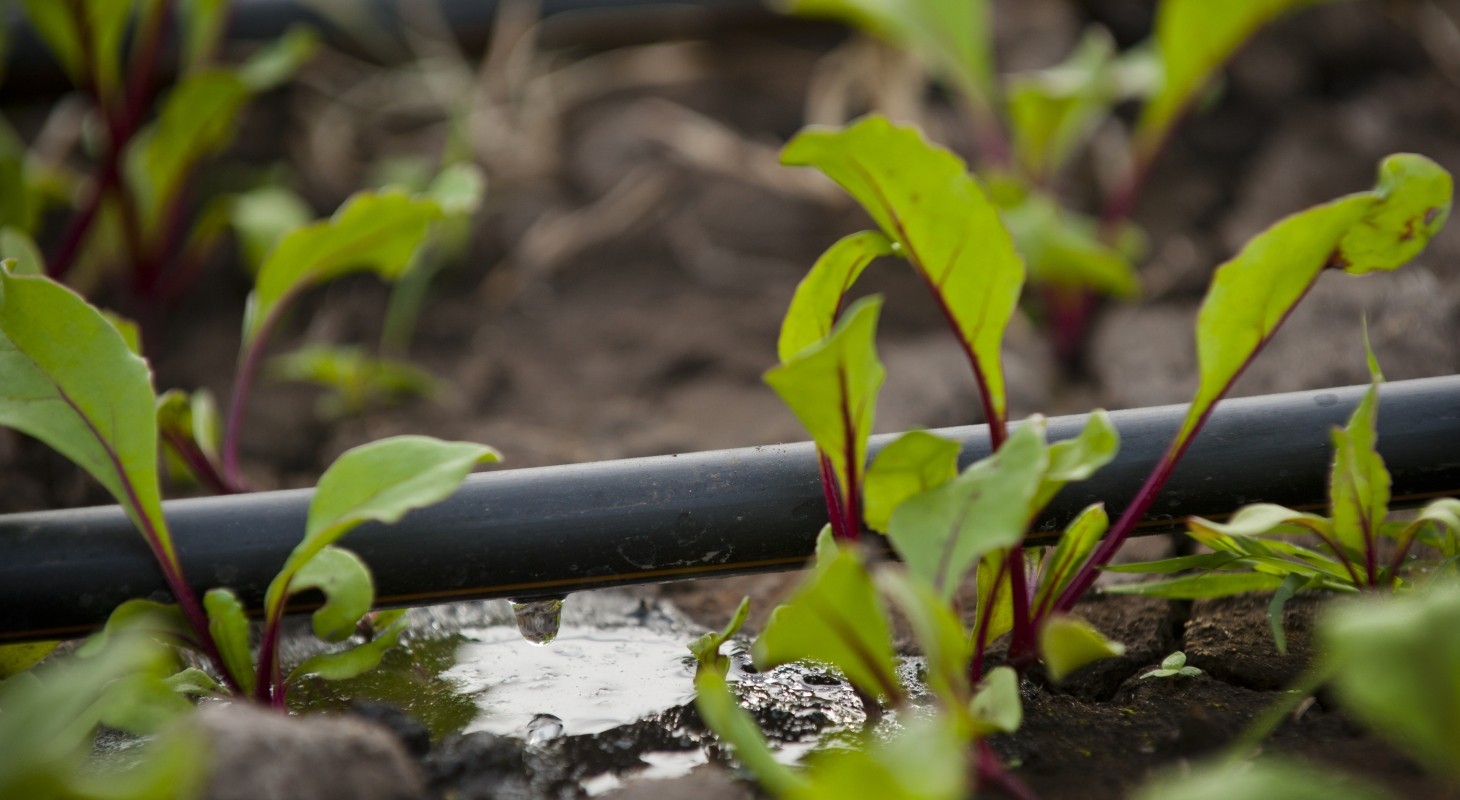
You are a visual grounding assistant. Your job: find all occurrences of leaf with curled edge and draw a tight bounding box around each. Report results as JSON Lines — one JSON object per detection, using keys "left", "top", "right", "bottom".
{"left": 782, "top": 116, "right": 1024, "bottom": 434}
{"left": 1176, "top": 154, "right": 1450, "bottom": 453}
{"left": 778, "top": 231, "right": 892, "bottom": 362}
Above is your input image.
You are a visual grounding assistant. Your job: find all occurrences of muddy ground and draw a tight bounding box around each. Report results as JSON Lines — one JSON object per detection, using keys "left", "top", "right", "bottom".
{"left": 5, "top": 0, "right": 1460, "bottom": 797}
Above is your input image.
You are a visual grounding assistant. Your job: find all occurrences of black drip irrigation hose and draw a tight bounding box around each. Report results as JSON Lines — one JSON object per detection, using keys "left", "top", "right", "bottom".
{"left": 2, "top": 376, "right": 1458, "bottom": 643}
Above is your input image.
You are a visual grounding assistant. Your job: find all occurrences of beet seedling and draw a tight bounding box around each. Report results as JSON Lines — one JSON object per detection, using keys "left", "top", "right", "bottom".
{"left": 0, "top": 264, "right": 498, "bottom": 706}
{"left": 700, "top": 110, "right": 1451, "bottom": 794}
{"left": 781, "top": 0, "right": 1355, "bottom": 365}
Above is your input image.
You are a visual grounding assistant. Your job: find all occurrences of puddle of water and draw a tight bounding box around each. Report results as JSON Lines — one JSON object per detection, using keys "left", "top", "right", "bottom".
{"left": 445, "top": 623, "right": 700, "bottom": 738}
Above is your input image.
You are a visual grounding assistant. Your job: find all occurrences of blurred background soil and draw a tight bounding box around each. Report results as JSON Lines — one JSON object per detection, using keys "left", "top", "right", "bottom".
{"left": 3, "top": 0, "right": 1460, "bottom": 796}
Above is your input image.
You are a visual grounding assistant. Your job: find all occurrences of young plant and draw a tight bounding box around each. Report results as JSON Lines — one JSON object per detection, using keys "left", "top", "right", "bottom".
{"left": 781, "top": 0, "right": 1354, "bottom": 364}
{"left": 1140, "top": 651, "right": 1202, "bottom": 680}
{"left": 717, "top": 111, "right": 1451, "bottom": 796}
{"left": 0, "top": 264, "right": 498, "bottom": 705}
{"left": 1106, "top": 348, "right": 1460, "bottom": 650}
{"left": 13, "top": 0, "right": 317, "bottom": 304}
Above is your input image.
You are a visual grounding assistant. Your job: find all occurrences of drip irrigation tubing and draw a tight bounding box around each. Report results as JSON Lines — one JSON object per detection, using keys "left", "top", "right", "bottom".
{"left": 2, "top": 375, "right": 1458, "bottom": 643}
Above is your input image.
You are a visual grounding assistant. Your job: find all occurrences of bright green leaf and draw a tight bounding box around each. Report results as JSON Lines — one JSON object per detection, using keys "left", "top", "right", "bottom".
{"left": 165, "top": 667, "right": 221, "bottom": 697}
{"left": 863, "top": 430, "right": 959, "bottom": 534}
{"left": 1175, "top": 154, "right": 1451, "bottom": 454}
{"left": 0, "top": 227, "right": 43, "bottom": 276}
{"left": 689, "top": 596, "right": 751, "bottom": 678}
{"left": 204, "top": 588, "right": 255, "bottom": 696}
{"left": 287, "top": 609, "right": 409, "bottom": 684}
{"left": 1006, "top": 27, "right": 1120, "bottom": 178}
{"left": 126, "top": 71, "right": 252, "bottom": 235}
{"left": 888, "top": 423, "right": 1047, "bottom": 600}
{"left": 266, "top": 436, "right": 499, "bottom": 617}
{"left": 753, "top": 546, "right": 902, "bottom": 703}
{"left": 969, "top": 666, "right": 1022, "bottom": 736}
{"left": 1034, "top": 503, "right": 1109, "bottom": 613}
{"left": 1268, "top": 572, "right": 1313, "bottom": 655}
{"left": 21, "top": 0, "right": 133, "bottom": 99}
{"left": 180, "top": 0, "right": 229, "bottom": 72}
{"left": 782, "top": 0, "right": 994, "bottom": 111}
{"left": 791, "top": 715, "right": 970, "bottom": 800}
{"left": 0, "top": 641, "right": 58, "bottom": 679}
{"left": 1188, "top": 503, "right": 1333, "bottom": 539}
{"left": 291, "top": 546, "right": 375, "bottom": 643}
{"left": 1102, "top": 552, "right": 1247, "bottom": 575}
{"left": 427, "top": 162, "right": 487, "bottom": 217}
{"left": 999, "top": 191, "right": 1142, "bottom": 299}
{"left": 231, "top": 185, "right": 314, "bottom": 273}
{"left": 237, "top": 26, "right": 319, "bottom": 91}
{"left": 1103, "top": 571, "right": 1288, "bottom": 599}
{"left": 268, "top": 344, "right": 443, "bottom": 418}
{"left": 1038, "top": 614, "right": 1126, "bottom": 683}
{"left": 694, "top": 669, "right": 806, "bottom": 797}
{"left": 1135, "top": 0, "right": 1344, "bottom": 159}
{"left": 1329, "top": 380, "right": 1389, "bottom": 564}
{"left": 1322, "top": 581, "right": 1460, "bottom": 780}
{"left": 245, "top": 190, "right": 445, "bottom": 344}
{"left": 778, "top": 231, "right": 892, "bottom": 362}
{"left": 765, "top": 296, "right": 885, "bottom": 525}
{"left": 1035, "top": 411, "right": 1119, "bottom": 512}
{"left": 1136, "top": 758, "right": 1391, "bottom": 800}
{"left": 782, "top": 116, "right": 1024, "bottom": 429}
{"left": 876, "top": 567, "right": 970, "bottom": 707}
{"left": 974, "top": 551, "right": 1015, "bottom": 646}
{"left": 0, "top": 271, "right": 175, "bottom": 566}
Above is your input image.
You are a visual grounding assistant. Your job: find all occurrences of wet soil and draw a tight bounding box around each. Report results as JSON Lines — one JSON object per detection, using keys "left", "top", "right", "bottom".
{"left": 6, "top": 0, "right": 1460, "bottom": 797}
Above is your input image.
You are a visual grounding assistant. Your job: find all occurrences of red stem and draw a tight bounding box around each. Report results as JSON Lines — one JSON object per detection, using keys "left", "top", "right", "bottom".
{"left": 1006, "top": 547, "right": 1035, "bottom": 667}
{"left": 968, "top": 554, "right": 1010, "bottom": 682}
{"left": 975, "top": 740, "right": 1037, "bottom": 800}
{"left": 222, "top": 299, "right": 292, "bottom": 486}
{"left": 817, "top": 450, "right": 848, "bottom": 541}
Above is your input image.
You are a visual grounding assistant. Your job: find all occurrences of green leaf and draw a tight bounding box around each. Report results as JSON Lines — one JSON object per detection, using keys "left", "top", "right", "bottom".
{"left": 21, "top": 0, "right": 133, "bottom": 99}
{"left": 969, "top": 666, "right": 1022, "bottom": 736}
{"left": 291, "top": 546, "right": 375, "bottom": 643}
{"left": 1035, "top": 410, "right": 1119, "bottom": 512}
{"left": 204, "top": 588, "right": 256, "bottom": 696}
{"left": 126, "top": 70, "right": 252, "bottom": 235}
{"left": 1135, "top": 0, "right": 1342, "bottom": 158}
{"left": 0, "top": 622, "right": 205, "bottom": 799}
{"left": 1188, "top": 503, "right": 1332, "bottom": 539}
{"left": 1322, "top": 581, "right": 1460, "bottom": 780}
{"left": 0, "top": 641, "right": 58, "bottom": 679}
{"left": 694, "top": 669, "right": 806, "bottom": 797}
{"left": 85, "top": 599, "right": 192, "bottom": 654}
{"left": 246, "top": 189, "right": 445, "bottom": 345}
{"left": 876, "top": 567, "right": 970, "bottom": 708}
{"left": 287, "top": 609, "right": 409, "bottom": 684}
{"left": 1268, "top": 572, "right": 1312, "bottom": 655}
{"left": 0, "top": 227, "right": 43, "bottom": 276}
{"left": 180, "top": 0, "right": 229, "bottom": 72}
{"left": 689, "top": 596, "right": 751, "bottom": 678}
{"left": 782, "top": 0, "right": 994, "bottom": 111}
{"left": 999, "top": 190, "right": 1142, "bottom": 299}
{"left": 753, "top": 545, "right": 902, "bottom": 703}
{"left": 974, "top": 552, "right": 1015, "bottom": 645}
{"left": 781, "top": 117, "right": 1024, "bottom": 428}
{"left": 888, "top": 423, "right": 1047, "bottom": 600}
{"left": 100, "top": 311, "right": 143, "bottom": 356}
{"left": 863, "top": 430, "right": 959, "bottom": 534}
{"left": 1038, "top": 614, "right": 1126, "bottom": 683}
{"left": 266, "top": 436, "right": 499, "bottom": 618}
{"left": 778, "top": 231, "right": 893, "bottom": 362}
{"left": 237, "top": 26, "right": 318, "bottom": 91}
{"left": 791, "top": 715, "right": 970, "bottom": 800}
{"left": 1034, "top": 503, "right": 1109, "bottom": 613}
{"left": 427, "top": 162, "right": 487, "bottom": 217}
{"left": 1103, "top": 571, "right": 1288, "bottom": 599}
{"left": 230, "top": 185, "right": 314, "bottom": 273}
{"left": 1175, "top": 154, "right": 1451, "bottom": 452}
{"left": 1102, "top": 552, "right": 1247, "bottom": 574}
{"left": 0, "top": 271, "right": 175, "bottom": 565}
{"left": 268, "top": 344, "right": 443, "bottom": 418}
{"left": 765, "top": 296, "right": 885, "bottom": 526}
{"left": 1136, "top": 758, "right": 1391, "bottom": 800}
{"left": 165, "top": 667, "right": 221, "bottom": 697}
{"left": 1006, "top": 27, "right": 1121, "bottom": 178}
{"left": 1329, "top": 380, "right": 1389, "bottom": 567}
{"left": 156, "top": 388, "right": 222, "bottom": 464}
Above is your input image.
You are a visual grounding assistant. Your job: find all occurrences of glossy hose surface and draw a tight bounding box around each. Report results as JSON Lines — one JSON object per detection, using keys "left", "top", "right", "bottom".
{"left": 1, "top": 376, "right": 1457, "bottom": 642}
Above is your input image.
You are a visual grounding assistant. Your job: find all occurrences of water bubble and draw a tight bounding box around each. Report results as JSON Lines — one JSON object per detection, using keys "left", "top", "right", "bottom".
{"left": 526, "top": 713, "right": 565, "bottom": 745}
{"left": 510, "top": 597, "right": 565, "bottom": 645}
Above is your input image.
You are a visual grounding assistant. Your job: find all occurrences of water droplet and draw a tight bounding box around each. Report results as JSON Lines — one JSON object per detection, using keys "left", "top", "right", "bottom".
{"left": 525, "top": 713, "right": 564, "bottom": 744}
{"left": 510, "top": 597, "right": 565, "bottom": 645}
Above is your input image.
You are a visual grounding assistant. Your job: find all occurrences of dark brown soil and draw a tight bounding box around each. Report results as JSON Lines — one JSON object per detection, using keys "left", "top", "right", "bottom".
{"left": 6, "top": 0, "right": 1460, "bottom": 797}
